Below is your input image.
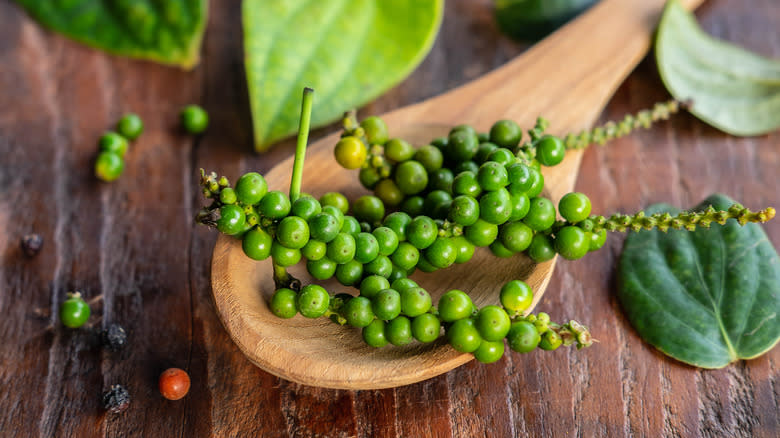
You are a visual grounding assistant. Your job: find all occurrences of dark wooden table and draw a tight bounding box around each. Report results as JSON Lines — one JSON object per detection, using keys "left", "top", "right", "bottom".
{"left": 1, "top": 0, "right": 778, "bottom": 436}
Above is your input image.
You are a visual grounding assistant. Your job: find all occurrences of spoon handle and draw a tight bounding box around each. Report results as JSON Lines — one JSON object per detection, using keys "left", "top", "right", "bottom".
{"left": 385, "top": 0, "right": 705, "bottom": 132}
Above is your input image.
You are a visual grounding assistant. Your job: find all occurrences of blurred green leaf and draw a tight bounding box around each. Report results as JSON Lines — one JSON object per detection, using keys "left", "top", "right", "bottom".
{"left": 243, "top": 0, "right": 444, "bottom": 152}
{"left": 656, "top": 0, "right": 780, "bottom": 136}
{"left": 14, "top": 0, "right": 207, "bottom": 69}
{"left": 494, "top": 0, "right": 597, "bottom": 42}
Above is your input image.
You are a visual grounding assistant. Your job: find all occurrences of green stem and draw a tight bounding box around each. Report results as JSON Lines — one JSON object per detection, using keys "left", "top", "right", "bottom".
{"left": 272, "top": 263, "right": 300, "bottom": 291}
{"left": 290, "top": 87, "right": 314, "bottom": 203}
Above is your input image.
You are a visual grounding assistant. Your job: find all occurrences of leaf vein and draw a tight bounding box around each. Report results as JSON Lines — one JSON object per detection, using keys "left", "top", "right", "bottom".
{"left": 261, "top": 0, "right": 351, "bottom": 143}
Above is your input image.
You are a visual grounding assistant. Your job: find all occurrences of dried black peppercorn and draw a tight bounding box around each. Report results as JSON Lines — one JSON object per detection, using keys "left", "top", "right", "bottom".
{"left": 101, "top": 324, "right": 128, "bottom": 352}
{"left": 102, "top": 384, "right": 130, "bottom": 414}
{"left": 20, "top": 234, "right": 43, "bottom": 257}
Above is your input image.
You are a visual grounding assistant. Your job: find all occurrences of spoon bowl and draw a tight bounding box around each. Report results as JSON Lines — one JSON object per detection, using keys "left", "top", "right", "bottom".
{"left": 211, "top": 0, "right": 704, "bottom": 389}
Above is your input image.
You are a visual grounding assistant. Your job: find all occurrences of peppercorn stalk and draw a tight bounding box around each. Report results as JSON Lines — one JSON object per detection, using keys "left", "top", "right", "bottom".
{"left": 289, "top": 87, "right": 314, "bottom": 203}
{"left": 275, "top": 87, "right": 314, "bottom": 289}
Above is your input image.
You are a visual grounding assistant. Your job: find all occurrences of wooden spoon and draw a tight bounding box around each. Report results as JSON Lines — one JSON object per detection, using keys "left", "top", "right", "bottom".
{"left": 211, "top": 0, "right": 704, "bottom": 389}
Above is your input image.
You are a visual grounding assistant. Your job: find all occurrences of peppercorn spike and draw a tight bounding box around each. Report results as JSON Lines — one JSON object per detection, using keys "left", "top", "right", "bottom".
{"left": 580, "top": 204, "right": 776, "bottom": 234}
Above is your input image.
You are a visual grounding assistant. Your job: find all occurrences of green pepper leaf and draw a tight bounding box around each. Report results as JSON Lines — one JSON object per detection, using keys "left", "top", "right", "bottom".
{"left": 656, "top": 0, "right": 780, "bottom": 136}
{"left": 493, "top": 0, "right": 597, "bottom": 42}
{"left": 13, "top": 0, "right": 207, "bottom": 69}
{"left": 242, "top": 0, "right": 444, "bottom": 152}
{"left": 618, "top": 194, "right": 780, "bottom": 369}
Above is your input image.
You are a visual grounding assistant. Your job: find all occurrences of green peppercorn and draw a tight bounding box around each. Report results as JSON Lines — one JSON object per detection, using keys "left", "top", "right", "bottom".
{"left": 353, "top": 195, "right": 385, "bottom": 225}
{"left": 489, "top": 240, "right": 515, "bottom": 258}
{"left": 535, "top": 135, "right": 565, "bottom": 166}
{"left": 217, "top": 204, "right": 246, "bottom": 235}
{"left": 307, "top": 257, "right": 337, "bottom": 280}
{"left": 308, "top": 213, "right": 340, "bottom": 243}
{"left": 423, "top": 190, "right": 452, "bottom": 220}
{"left": 475, "top": 142, "right": 499, "bottom": 164}
{"left": 270, "top": 288, "right": 298, "bottom": 318}
{"left": 452, "top": 171, "right": 483, "bottom": 198}
{"left": 372, "top": 227, "right": 400, "bottom": 256}
{"left": 527, "top": 234, "right": 556, "bottom": 263}
{"left": 360, "top": 116, "right": 389, "bottom": 145}
{"left": 382, "top": 212, "right": 412, "bottom": 241}
{"left": 486, "top": 148, "right": 515, "bottom": 166}
{"left": 258, "top": 191, "right": 291, "bottom": 219}
{"left": 500, "top": 221, "right": 534, "bottom": 252}
{"left": 343, "top": 296, "right": 374, "bottom": 327}
{"left": 554, "top": 226, "right": 590, "bottom": 260}
{"left": 301, "top": 239, "right": 327, "bottom": 261}
{"left": 297, "top": 284, "right": 330, "bottom": 318}
{"left": 385, "top": 138, "right": 416, "bottom": 163}
{"left": 354, "top": 232, "right": 380, "bottom": 264}
{"left": 242, "top": 227, "right": 273, "bottom": 260}
{"left": 95, "top": 152, "right": 124, "bottom": 182}
{"left": 359, "top": 167, "right": 382, "bottom": 190}
{"left": 411, "top": 313, "right": 441, "bottom": 343}
{"left": 475, "top": 305, "right": 511, "bottom": 341}
{"left": 117, "top": 113, "right": 144, "bottom": 140}
{"left": 374, "top": 179, "right": 404, "bottom": 207}
{"left": 364, "top": 254, "right": 393, "bottom": 278}
{"left": 438, "top": 289, "right": 474, "bottom": 322}
{"left": 372, "top": 288, "right": 402, "bottom": 321}
{"left": 219, "top": 187, "right": 237, "bottom": 205}
{"left": 539, "top": 330, "right": 563, "bottom": 351}
{"left": 428, "top": 168, "right": 454, "bottom": 193}
{"left": 385, "top": 316, "right": 413, "bottom": 346}
{"left": 334, "top": 136, "right": 367, "bottom": 169}
{"left": 464, "top": 219, "right": 498, "bottom": 247}
{"left": 489, "top": 119, "right": 522, "bottom": 149}
{"left": 406, "top": 216, "right": 438, "bottom": 249}
{"left": 479, "top": 188, "right": 513, "bottom": 224}
{"left": 320, "top": 192, "right": 350, "bottom": 214}
{"left": 60, "top": 291, "right": 90, "bottom": 328}
{"left": 523, "top": 197, "right": 556, "bottom": 231}
{"left": 276, "top": 216, "right": 310, "bottom": 249}
{"left": 500, "top": 280, "right": 533, "bottom": 316}
{"left": 360, "top": 275, "right": 391, "bottom": 299}
{"left": 270, "top": 242, "right": 301, "bottom": 267}
{"left": 399, "top": 286, "right": 432, "bottom": 317}
{"left": 447, "top": 318, "right": 482, "bottom": 353}
{"left": 362, "top": 319, "right": 389, "bottom": 347}
{"left": 326, "top": 232, "right": 356, "bottom": 264}
{"left": 395, "top": 160, "right": 429, "bottom": 195}
{"left": 507, "top": 321, "right": 540, "bottom": 353}
{"left": 180, "top": 104, "right": 209, "bottom": 134}
{"left": 448, "top": 130, "right": 479, "bottom": 162}
{"left": 474, "top": 340, "right": 505, "bottom": 364}
{"left": 559, "top": 192, "right": 592, "bottom": 223}
{"left": 452, "top": 236, "right": 475, "bottom": 264}
{"left": 401, "top": 196, "right": 425, "bottom": 217}
{"left": 99, "top": 132, "right": 129, "bottom": 157}
{"left": 589, "top": 229, "right": 607, "bottom": 251}
{"left": 235, "top": 172, "right": 268, "bottom": 205}
{"left": 414, "top": 144, "right": 444, "bottom": 172}
{"left": 424, "top": 238, "right": 458, "bottom": 269}
{"left": 477, "top": 161, "right": 509, "bottom": 191}
{"left": 390, "top": 242, "right": 419, "bottom": 271}
{"left": 337, "top": 215, "right": 359, "bottom": 237}
{"left": 291, "top": 196, "right": 322, "bottom": 221}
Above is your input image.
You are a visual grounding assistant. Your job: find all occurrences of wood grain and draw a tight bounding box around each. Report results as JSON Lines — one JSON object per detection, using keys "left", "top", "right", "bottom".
{"left": 0, "top": 0, "right": 777, "bottom": 436}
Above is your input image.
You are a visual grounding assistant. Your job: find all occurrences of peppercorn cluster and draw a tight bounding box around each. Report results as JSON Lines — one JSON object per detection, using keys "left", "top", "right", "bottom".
{"left": 94, "top": 113, "right": 144, "bottom": 182}
{"left": 195, "top": 110, "right": 773, "bottom": 364}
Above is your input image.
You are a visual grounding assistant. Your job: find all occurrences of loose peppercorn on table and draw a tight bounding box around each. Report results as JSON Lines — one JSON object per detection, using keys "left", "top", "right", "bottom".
{"left": 0, "top": 0, "right": 778, "bottom": 436}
